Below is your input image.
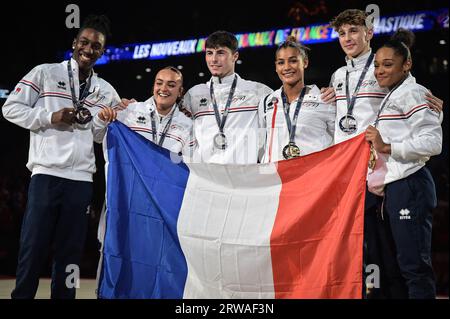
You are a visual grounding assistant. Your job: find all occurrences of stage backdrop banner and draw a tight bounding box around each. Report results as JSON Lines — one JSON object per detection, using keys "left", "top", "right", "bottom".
{"left": 98, "top": 121, "right": 370, "bottom": 299}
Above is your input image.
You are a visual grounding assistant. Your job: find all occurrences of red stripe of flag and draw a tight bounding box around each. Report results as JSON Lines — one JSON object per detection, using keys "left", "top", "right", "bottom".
{"left": 270, "top": 134, "right": 369, "bottom": 298}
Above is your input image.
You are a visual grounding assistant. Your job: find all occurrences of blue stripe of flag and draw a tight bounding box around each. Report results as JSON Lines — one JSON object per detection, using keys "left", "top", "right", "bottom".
{"left": 98, "top": 121, "right": 189, "bottom": 299}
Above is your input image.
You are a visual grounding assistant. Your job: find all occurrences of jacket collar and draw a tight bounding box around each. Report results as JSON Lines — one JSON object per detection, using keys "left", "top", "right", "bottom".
{"left": 275, "top": 84, "right": 319, "bottom": 103}
{"left": 145, "top": 96, "right": 178, "bottom": 119}
{"left": 345, "top": 49, "right": 373, "bottom": 72}
{"left": 209, "top": 73, "right": 240, "bottom": 86}
{"left": 66, "top": 58, "right": 99, "bottom": 93}
{"left": 392, "top": 73, "right": 416, "bottom": 91}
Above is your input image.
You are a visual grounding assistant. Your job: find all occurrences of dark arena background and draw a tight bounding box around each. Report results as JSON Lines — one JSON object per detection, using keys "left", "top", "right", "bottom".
{"left": 0, "top": 0, "right": 448, "bottom": 299}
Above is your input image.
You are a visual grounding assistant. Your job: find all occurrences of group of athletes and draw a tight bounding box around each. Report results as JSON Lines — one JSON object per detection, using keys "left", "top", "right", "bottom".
{"left": 2, "top": 8, "right": 444, "bottom": 299}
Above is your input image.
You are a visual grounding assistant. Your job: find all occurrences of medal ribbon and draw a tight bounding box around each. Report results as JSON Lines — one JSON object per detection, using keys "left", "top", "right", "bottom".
{"left": 373, "top": 77, "right": 407, "bottom": 127}
{"left": 151, "top": 106, "right": 176, "bottom": 147}
{"left": 281, "top": 86, "right": 307, "bottom": 144}
{"left": 345, "top": 52, "right": 374, "bottom": 116}
{"left": 210, "top": 75, "right": 238, "bottom": 135}
{"left": 67, "top": 59, "right": 92, "bottom": 111}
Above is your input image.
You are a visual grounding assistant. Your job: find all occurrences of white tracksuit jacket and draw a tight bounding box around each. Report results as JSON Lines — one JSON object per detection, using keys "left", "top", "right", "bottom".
{"left": 367, "top": 74, "right": 443, "bottom": 195}
{"left": 117, "top": 97, "right": 195, "bottom": 155}
{"left": 331, "top": 50, "right": 389, "bottom": 144}
{"left": 183, "top": 73, "right": 273, "bottom": 164}
{"left": 2, "top": 58, "right": 120, "bottom": 182}
{"left": 258, "top": 85, "right": 335, "bottom": 163}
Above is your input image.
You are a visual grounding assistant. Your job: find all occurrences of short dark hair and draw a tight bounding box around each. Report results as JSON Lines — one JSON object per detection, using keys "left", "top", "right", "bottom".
{"left": 77, "top": 14, "right": 112, "bottom": 42}
{"left": 205, "top": 31, "right": 238, "bottom": 52}
{"left": 381, "top": 28, "right": 415, "bottom": 62}
{"left": 330, "top": 9, "right": 369, "bottom": 31}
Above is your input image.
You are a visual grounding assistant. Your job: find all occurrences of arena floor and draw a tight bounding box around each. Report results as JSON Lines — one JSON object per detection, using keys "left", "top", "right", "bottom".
{"left": 0, "top": 277, "right": 447, "bottom": 299}
{"left": 0, "top": 277, "right": 97, "bottom": 299}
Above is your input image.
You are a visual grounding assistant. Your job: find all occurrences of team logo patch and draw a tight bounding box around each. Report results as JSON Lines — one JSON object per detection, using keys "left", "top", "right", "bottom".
{"left": 399, "top": 208, "right": 411, "bottom": 220}
{"left": 137, "top": 116, "right": 147, "bottom": 124}
{"left": 336, "top": 83, "right": 344, "bottom": 91}
{"left": 12, "top": 87, "right": 21, "bottom": 95}
{"left": 57, "top": 81, "right": 66, "bottom": 90}
{"left": 199, "top": 98, "right": 208, "bottom": 107}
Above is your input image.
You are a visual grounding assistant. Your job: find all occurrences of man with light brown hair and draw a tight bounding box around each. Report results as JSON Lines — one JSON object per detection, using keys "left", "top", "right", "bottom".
{"left": 329, "top": 8, "right": 443, "bottom": 299}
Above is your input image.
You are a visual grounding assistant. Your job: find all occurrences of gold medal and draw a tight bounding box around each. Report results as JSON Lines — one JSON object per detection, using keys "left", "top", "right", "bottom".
{"left": 282, "top": 143, "right": 301, "bottom": 159}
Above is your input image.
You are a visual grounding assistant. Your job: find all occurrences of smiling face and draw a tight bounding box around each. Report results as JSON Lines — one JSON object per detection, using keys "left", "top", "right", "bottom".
{"left": 205, "top": 46, "right": 238, "bottom": 78}
{"left": 337, "top": 24, "right": 373, "bottom": 59}
{"left": 275, "top": 47, "right": 308, "bottom": 88}
{"left": 72, "top": 28, "right": 105, "bottom": 78}
{"left": 374, "top": 47, "right": 411, "bottom": 90}
{"left": 153, "top": 68, "right": 183, "bottom": 113}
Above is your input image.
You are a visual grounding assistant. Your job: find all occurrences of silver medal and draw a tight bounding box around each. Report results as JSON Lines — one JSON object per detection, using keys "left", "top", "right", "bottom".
{"left": 339, "top": 115, "right": 358, "bottom": 134}
{"left": 213, "top": 132, "right": 227, "bottom": 150}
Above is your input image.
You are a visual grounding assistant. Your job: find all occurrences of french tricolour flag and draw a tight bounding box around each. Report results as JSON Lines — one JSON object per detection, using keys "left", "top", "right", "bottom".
{"left": 98, "top": 122, "right": 370, "bottom": 299}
